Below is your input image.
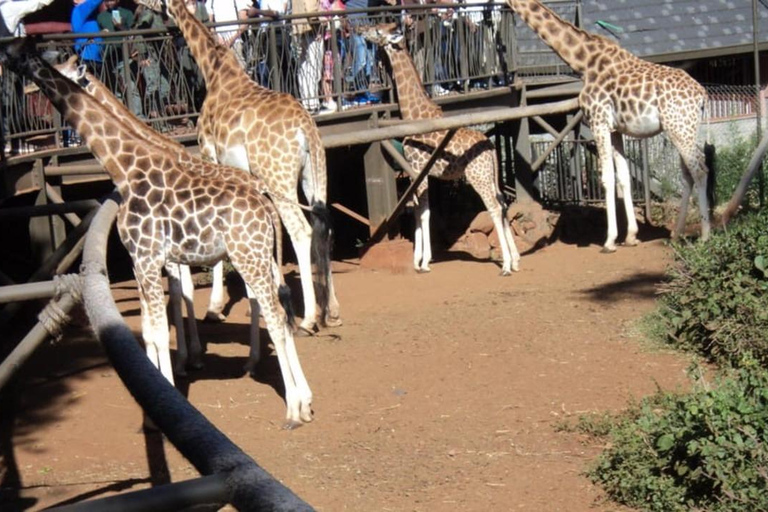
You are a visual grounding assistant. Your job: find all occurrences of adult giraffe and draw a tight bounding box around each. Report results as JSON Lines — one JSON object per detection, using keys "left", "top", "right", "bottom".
{"left": 507, "top": 0, "right": 711, "bottom": 251}
{"left": 165, "top": 0, "right": 341, "bottom": 334}
{"left": 2, "top": 42, "right": 313, "bottom": 427}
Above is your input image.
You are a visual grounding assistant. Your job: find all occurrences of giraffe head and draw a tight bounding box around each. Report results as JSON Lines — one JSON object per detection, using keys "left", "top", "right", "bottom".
{"left": 358, "top": 23, "right": 405, "bottom": 50}
{"left": 54, "top": 54, "right": 88, "bottom": 84}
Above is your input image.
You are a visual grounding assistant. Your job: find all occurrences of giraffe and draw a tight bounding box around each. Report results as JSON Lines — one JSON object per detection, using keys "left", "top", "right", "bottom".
{"left": 506, "top": 0, "right": 711, "bottom": 251}
{"left": 3, "top": 42, "right": 313, "bottom": 427}
{"left": 359, "top": 24, "right": 521, "bottom": 275}
{"left": 55, "top": 55, "right": 265, "bottom": 378}
{"left": 165, "top": 0, "right": 341, "bottom": 334}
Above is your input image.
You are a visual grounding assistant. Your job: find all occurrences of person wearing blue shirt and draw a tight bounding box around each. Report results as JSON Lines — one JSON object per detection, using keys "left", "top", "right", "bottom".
{"left": 71, "top": 0, "right": 104, "bottom": 74}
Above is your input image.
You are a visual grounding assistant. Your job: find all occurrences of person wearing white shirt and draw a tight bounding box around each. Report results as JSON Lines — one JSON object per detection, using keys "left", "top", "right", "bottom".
{"left": 0, "top": 0, "right": 55, "bottom": 36}
{"left": 206, "top": 0, "right": 252, "bottom": 67}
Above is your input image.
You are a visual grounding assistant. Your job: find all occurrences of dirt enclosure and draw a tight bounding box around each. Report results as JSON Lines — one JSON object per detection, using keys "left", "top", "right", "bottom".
{"left": 3, "top": 231, "right": 694, "bottom": 511}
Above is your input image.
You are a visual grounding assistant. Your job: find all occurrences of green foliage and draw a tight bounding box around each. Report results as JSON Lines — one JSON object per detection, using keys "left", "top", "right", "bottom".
{"left": 712, "top": 126, "right": 765, "bottom": 208}
{"left": 589, "top": 360, "right": 768, "bottom": 512}
{"left": 658, "top": 209, "right": 768, "bottom": 366}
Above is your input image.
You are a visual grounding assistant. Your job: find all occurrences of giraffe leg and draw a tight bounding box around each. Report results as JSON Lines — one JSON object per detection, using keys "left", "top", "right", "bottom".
{"left": 204, "top": 260, "right": 227, "bottom": 322}
{"left": 180, "top": 264, "right": 204, "bottom": 365}
{"left": 594, "top": 127, "right": 619, "bottom": 253}
{"left": 297, "top": 136, "right": 341, "bottom": 328}
{"left": 166, "top": 263, "right": 189, "bottom": 376}
{"left": 673, "top": 162, "right": 694, "bottom": 239}
{"left": 412, "top": 182, "right": 432, "bottom": 273}
{"left": 236, "top": 259, "right": 313, "bottom": 428}
{"left": 676, "top": 146, "right": 711, "bottom": 241}
{"left": 465, "top": 153, "right": 521, "bottom": 275}
{"left": 325, "top": 262, "right": 342, "bottom": 327}
{"left": 275, "top": 200, "right": 317, "bottom": 335}
{"left": 243, "top": 283, "right": 262, "bottom": 376}
{"left": 612, "top": 134, "right": 639, "bottom": 246}
{"left": 135, "top": 263, "right": 175, "bottom": 386}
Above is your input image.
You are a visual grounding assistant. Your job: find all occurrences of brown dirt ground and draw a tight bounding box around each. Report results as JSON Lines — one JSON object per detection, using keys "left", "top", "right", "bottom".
{"left": 3, "top": 235, "right": 694, "bottom": 511}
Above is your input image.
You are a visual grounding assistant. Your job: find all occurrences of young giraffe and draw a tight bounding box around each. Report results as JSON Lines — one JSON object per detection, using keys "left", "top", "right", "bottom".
{"left": 359, "top": 24, "right": 521, "bottom": 275}
{"left": 506, "top": 0, "right": 711, "bottom": 251}
{"left": 55, "top": 55, "right": 267, "bottom": 378}
{"left": 2, "top": 42, "right": 313, "bottom": 427}
{"left": 165, "top": 0, "right": 341, "bottom": 334}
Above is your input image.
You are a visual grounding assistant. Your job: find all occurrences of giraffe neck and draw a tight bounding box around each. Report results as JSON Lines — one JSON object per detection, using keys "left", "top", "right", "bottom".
{"left": 83, "top": 71, "right": 185, "bottom": 152}
{"left": 166, "top": 0, "right": 244, "bottom": 89}
{"left": 18, "top": 55, "right": 145, "bottom": 187}
{"left": 384, "top": 46, "right": 442, "bottom": 120}
{"left": 507, "top": 0, "right": 628, "bottom": 75}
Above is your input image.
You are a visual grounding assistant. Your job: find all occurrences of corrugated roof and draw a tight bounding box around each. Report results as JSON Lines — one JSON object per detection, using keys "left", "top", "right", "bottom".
{"left": 582, "top": 0, "right": 768, "bottom": 57}
{"left": 514, "top": 1, "right": 768, "bottom": 62}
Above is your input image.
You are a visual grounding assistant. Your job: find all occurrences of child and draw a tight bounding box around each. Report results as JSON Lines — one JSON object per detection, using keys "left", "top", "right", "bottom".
{"left": 319, "top": 0, "right": 345, "bottom": 113}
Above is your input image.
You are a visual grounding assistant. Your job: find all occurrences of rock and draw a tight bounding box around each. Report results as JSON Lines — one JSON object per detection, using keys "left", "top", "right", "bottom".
{"left": 488, "top": 228, "right": 501, "bottom": 249}
{"left": 468, "top": 211, "right": 495, "bottom": 234}
{"left": 463, "top": 231, "right": 491, "bottom": 260}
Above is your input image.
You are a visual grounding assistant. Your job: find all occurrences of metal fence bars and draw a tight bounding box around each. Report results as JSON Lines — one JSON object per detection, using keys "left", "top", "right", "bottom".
{"left": 0, "top": 2, "right": 584, "bottom": 156}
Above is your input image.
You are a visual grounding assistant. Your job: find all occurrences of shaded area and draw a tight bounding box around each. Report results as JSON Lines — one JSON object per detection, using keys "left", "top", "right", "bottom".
{"left": 580, "top": 271, "right": 668, "bottom": 303}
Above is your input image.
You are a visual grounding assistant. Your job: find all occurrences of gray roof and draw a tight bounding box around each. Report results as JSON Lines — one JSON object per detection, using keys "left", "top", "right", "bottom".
{"left": 514, "top": 1, "right": 768, "bottom": 64}
{"left": 582, "top": 0, "right": 768, "bottom": 58}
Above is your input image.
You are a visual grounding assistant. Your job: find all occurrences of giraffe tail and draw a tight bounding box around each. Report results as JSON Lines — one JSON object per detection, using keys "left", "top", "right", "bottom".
{"left": 310, "top": 200, "right": 332, "bottom": 326}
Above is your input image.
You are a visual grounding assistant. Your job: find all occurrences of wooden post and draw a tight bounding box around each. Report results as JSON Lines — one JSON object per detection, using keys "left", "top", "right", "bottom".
{"left": 363, "top": 114, "right": 398, "bottom": 236}
{"left": 29, "top": 159, "right": 65, "bottom": 264}
{"left": 363, "top": 130, "right": 457, "bottom": 251}
{"left": 363, "top": 141, "right": 398, "bottom": 236}
{"left": 512, "top": 88, "right": 536, "bottom": 202}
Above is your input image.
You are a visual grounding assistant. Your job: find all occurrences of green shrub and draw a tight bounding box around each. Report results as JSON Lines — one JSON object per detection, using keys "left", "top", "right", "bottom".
{"left": 588, "top": 360, "right": 768, "bottom": 512}
{"left": 712, "top": 127, "right": 765, "bottom": 208}
{"left": 658, "top": 209, "right": 768, "bottom": 366}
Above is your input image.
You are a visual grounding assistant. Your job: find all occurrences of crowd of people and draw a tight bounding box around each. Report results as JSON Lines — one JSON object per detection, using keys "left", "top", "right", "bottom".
{"left": 1, "top": 0, "right": 507, "bottom": 153}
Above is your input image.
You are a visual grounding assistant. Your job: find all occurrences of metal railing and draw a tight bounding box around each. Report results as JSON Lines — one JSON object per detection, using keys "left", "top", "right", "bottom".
{"left": 534, "top": 138, "right": 649, "bottom": 206}
{"left": 0, "top": 2, "right": 581, "bottom": 157}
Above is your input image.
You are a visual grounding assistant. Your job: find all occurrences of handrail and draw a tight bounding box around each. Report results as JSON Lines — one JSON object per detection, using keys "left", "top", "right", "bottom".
{"left": 0, "top": 2, "right": 581, "bottom": 161}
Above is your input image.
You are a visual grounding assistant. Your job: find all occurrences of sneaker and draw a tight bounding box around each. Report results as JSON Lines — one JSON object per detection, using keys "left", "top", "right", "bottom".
{"left": 319, "top": 100, "right": 338, "bottom": 113}
{"left": 432, "top": 84, "right": 449, "bottom": 96}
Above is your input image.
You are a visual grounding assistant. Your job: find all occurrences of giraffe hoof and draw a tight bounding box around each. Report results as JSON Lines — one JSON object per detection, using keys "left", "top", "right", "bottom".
{"left": 600, "top": 246, "right": 617, "bottom": 254}
{"left": 500, "top": 269, "right": 512, "bottom": 277}
{"left": 415, "top": 267, "right": 431, "bottom": 274}
{"left": 324, "top": 315, "right": 343, "bottom": 328}
{"left": 204, "top": 311, "right": 226, "bottom": 323}
{"left": 282, "top": 420, "right": 305, "bottom": 431}
{"left": 624, "top": 238, "right": 639, "bottom": 247}
{"left": 295, "top": 325, "right": 316, "bottom": 337}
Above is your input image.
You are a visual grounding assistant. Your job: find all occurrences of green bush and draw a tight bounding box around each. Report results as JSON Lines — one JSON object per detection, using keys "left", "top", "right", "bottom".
{"left": 588, "top": 360, "right": 768, "bottom": 512}
{"left": 712, "top": 127, "right": 764, "bottom": 208}
{"left": 658, "top": 209, "right": 768, "bottom": 366}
